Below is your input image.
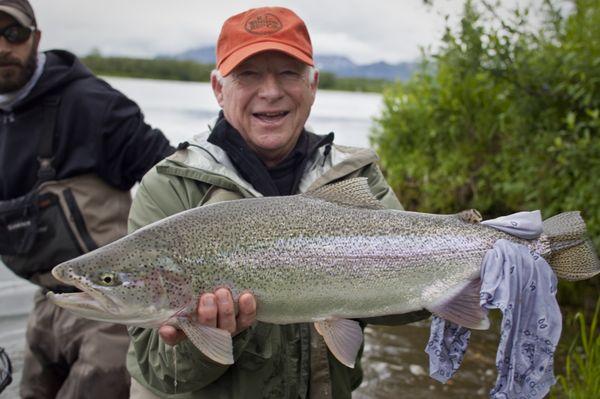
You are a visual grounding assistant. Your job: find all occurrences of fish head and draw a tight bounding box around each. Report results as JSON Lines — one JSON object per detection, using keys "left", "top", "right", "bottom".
{"left": 47, "top": 235, "right": 192, "bottom": 328}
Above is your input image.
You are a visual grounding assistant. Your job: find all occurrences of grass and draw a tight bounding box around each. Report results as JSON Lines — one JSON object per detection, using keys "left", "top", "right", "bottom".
{"left": 552, "top": 297, "right": 600, "bottom": 398}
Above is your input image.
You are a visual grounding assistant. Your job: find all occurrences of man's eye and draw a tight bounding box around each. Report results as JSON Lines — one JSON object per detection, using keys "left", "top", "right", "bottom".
{"left": 280, "top": 70, "right": 303, "bottom": 81}
{"left": 238, "top": 70, "right": 258, "bottom": 77}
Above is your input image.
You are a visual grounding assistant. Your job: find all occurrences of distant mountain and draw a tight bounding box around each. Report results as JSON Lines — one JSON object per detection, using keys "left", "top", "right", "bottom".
{"left": 314, "top": 55, "right": 416, "bottom": 81}
{"left": 164, "top": 46, "right": 416, "bottom": 81}
{"left": 173, "top": 47, "right": 216, "bottom": 64}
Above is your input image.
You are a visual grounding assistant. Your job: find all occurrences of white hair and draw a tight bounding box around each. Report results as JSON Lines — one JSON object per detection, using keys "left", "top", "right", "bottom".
{"left": 211, "top": 65, "right": 318, "bottom": 86}
{"left": 211, "top": 69, "right": 225, "bottom": 85}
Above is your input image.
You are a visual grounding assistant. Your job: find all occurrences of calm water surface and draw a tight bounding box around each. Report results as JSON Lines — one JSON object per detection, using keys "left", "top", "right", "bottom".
{"left": 0, "top": 77, "right": 500, "bottom": 398}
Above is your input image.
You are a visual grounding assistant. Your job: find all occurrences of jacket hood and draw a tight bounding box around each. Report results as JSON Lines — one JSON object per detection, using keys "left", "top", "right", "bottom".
{"left": 19, "top": 50, "right": 93, "bottom": 106}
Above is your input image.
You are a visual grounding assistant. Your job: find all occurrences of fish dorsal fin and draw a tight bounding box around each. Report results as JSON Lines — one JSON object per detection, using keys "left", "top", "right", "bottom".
{"left": 314, "top": 318, "right": 364, "bottom": 368}
{"left": 456, "top": 209, "right": 482, "bottom": 224}
{"left": 304, "top": 178, "right": 385, "bottom": 210}
{"left": 177, "top": 318, "right": 234, "bottom": 365}
{"left": 428, "top": 278, "right": 490, "bottom": 330}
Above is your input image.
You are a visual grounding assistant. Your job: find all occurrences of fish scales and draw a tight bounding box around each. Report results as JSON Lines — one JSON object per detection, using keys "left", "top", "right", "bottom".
{"left": 128, "top": 194, "right": 518, "bottom": 324}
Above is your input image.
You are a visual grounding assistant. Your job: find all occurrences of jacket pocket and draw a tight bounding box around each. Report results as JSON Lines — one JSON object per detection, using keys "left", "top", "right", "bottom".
{"left": 1, "top": 192, "right": 84, "bottom": 282}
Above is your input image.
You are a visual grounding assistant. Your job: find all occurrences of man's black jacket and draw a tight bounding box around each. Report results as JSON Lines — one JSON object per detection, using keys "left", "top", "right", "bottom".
{"left": 0, "top": 50, "right": 173, "bottom": 200}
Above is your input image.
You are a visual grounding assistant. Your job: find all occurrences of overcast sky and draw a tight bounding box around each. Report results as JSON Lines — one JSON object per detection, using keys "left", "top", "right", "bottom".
{"left": 30, "top": 0, "right": 532, "bottom": 64}
{"left": 30, "top": 0, "right": 535, "bottom": 63}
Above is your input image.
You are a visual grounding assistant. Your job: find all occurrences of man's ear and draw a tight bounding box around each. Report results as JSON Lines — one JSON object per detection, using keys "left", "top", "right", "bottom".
{"left": 309, "top": 69, "right": 319, "bottom": 105}
{"left": 311, "top": 69, "right": 319, "bottom": 92}
{"left": 32, "top": 30, "right": 41, "bottom": 52}
{"left": 211, "top": 73, "right": 225, "bottom": 107}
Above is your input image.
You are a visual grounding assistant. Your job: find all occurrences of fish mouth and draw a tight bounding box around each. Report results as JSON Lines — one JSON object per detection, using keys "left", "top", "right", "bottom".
{"left": 50, "top": 264, "right": 121, "bottom": 314}
{"left": 46, "top": 286, "right": 175, "bottom": 328}
{"left": 47, "top": 291, "right": 106, "bottom": 312}
{"left": 46, "top": 291, "right": 125, "bottom": 323}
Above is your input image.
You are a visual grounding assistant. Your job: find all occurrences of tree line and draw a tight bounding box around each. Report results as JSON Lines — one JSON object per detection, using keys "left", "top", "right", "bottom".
{"left": 81, "top": 54, "right": 389, "bottom": 93}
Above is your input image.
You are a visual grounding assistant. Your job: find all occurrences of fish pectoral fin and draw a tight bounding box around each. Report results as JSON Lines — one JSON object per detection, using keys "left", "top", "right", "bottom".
{"left": 304, "top": 178, "right": 385, "bottom": 210}
{"left": 428, "top": 278, "right": 490, "bottom": 330}
{"left": 177, "top": 318, "right": 234, "bottom": 365}
{"left": 314, "top": 318, "right": 363, "bottom": 368}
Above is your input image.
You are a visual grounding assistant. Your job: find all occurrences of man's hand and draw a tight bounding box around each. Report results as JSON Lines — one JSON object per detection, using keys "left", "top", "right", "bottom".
{"left": 159, "top": 288, "right": 257, "bottom": 346}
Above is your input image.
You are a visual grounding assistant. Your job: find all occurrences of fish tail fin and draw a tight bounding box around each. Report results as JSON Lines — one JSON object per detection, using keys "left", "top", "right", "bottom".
{"left": 542, "top": 211, "right": 600, "bottom": 281}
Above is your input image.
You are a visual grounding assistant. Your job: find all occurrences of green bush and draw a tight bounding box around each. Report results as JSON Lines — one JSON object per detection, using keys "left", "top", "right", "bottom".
{"left": 374, "top": 5, "right": 600, "bottom": 394}
{"left": 372, "top": 0, "right": 600, "bottom": 262}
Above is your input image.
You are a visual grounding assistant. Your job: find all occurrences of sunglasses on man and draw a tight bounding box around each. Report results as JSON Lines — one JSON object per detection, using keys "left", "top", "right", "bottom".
{"left": 0, "top": 24, "right": 34, "bottom": 44}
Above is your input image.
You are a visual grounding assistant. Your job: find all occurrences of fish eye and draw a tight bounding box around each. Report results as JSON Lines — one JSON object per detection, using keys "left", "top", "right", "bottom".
{"left": 96, "top": 272, "right": 121, "bottom": 287}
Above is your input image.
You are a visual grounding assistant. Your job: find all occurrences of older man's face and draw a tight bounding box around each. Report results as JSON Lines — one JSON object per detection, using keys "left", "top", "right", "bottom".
{"left": 0, "top": 12, "right": 40, "bottom": 93}
{"left": 212, "top": 51, "right": 318, "bottom": 167}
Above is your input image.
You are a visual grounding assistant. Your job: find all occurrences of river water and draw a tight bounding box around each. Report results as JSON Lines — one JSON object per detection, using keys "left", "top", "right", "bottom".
{"left": 0, "top": 77, "right": 500, "bottom": 398}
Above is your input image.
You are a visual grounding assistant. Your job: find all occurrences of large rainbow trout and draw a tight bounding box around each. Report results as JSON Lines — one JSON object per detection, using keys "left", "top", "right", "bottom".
{"left": 48, "top": 178, "right": 600, "bottom": 367}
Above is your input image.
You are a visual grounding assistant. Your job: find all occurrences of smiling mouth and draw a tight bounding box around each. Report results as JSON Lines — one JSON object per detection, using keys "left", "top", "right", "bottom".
{"left": 253, "top": 111, "right": 289, "bottom": 122}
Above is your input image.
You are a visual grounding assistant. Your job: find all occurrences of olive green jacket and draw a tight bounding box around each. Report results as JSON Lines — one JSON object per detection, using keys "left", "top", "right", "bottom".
{"left": 126, "top": 130, "right": 428, "bottom": 399}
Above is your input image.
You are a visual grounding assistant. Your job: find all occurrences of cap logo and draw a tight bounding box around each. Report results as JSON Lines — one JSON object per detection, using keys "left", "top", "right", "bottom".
{"left": 245, "top": 13, "right": 282, "bottom": 35}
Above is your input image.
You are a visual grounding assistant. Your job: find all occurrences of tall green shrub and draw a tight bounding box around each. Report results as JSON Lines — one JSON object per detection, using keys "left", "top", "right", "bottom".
{"left": 373, "top": 0, "right": 600, "bottom": 264}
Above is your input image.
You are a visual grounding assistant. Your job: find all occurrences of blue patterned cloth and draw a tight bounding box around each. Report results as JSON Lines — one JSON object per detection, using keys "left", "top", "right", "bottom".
{"left": 426, "top": 316, "right": 471, "bottom": 383}
{"left": 426, "top": 212, "right": 561, "bottom": 399}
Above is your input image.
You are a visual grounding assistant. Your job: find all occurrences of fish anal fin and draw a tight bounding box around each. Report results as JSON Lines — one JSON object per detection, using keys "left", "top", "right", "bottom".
{"left": 177, "top": 318, "right": 234, "bottom": 365}
{"left": 314, "top": 318, "right": 363, "bottom": 368}
{"left": 304, "top": 178, "right": 385, "bottom": 210}
{"left": 428, "top": 278, "right": 490, "bottom": 330}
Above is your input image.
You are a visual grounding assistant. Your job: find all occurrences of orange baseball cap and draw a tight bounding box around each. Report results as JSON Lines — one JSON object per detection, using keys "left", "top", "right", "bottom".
{"left": 216, "top": 7, "right": 314, "bottom": 76}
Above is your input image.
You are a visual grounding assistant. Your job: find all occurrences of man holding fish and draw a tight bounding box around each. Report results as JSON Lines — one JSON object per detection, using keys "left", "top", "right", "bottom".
{"left": 124, "top": 6, "right": 430, "bottom": 398}
{"left": 44, "top": 5, "right": 600, "bottom": 399}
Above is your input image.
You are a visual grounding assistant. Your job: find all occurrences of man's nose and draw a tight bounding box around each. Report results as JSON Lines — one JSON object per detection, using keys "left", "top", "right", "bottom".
{"left": 257, "top": 73, "right": 284, "bottom": 100}
{"left": 0, "top": 37, "right": 12, "bottom": 53}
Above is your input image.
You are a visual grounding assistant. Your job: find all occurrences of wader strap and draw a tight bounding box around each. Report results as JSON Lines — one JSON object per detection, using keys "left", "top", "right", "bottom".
{"left": 36, "top": 96, "right": 61, "bottom": 184}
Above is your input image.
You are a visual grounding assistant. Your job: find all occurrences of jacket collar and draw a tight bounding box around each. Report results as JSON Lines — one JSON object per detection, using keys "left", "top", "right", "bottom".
{"left": 206, "top": 113, "right": 333, "bottom": 196}
{"left": 160, "top": 129, "right": 379, "bottom": 198}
